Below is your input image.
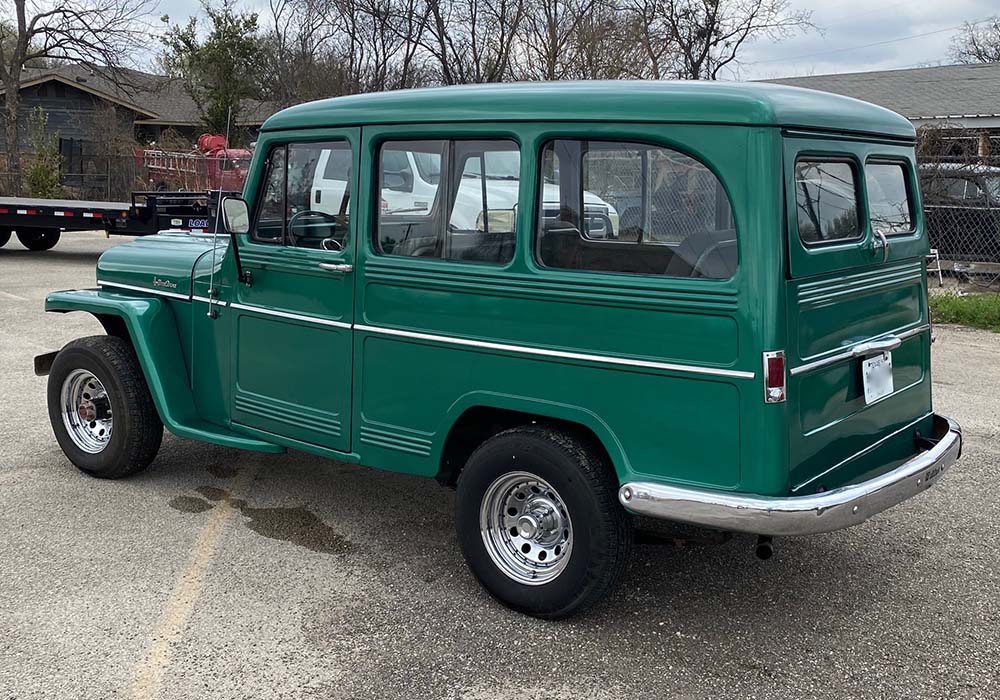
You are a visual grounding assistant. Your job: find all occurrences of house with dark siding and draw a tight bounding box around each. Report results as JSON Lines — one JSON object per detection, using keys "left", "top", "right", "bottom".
{"left": 0, "top": 64, "right": 276, "bottom": 166}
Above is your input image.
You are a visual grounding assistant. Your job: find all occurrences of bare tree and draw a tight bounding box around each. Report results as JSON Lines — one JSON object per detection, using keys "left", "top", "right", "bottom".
{"left": 650, "top": 0, "right": 811, "bottom": 80}
{"left": 624, "top": 0, "right": 683, "bottom": 79}
{"left": 570, "top": 1, "right": 668, "bottom": 80}
{"left": 418, "top": 0, "right": 526, "bottom": 84}
{"left": 515, "top": 0, "right": 597, "bottom": 80}
{"left": 0, "top": 0, "right": 155, "bottom": 194}
{"left": 950, "top": 17, "right": 1000, "bottom": 64}
{"left": 260, "top": 0, "right": 342, "bottom": 106}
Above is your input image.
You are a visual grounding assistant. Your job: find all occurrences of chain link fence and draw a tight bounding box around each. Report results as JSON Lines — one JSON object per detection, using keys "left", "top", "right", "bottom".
{"left": 918, "top": 130, "right": 1000, "bottom": 300}
{"left": 0, "top": 152, "right": 249, "bottom": 202}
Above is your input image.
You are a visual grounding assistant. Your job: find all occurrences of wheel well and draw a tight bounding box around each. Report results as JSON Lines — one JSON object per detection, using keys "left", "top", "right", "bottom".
{"left": 94, "top": 313, "right": 131, "bottom": 343}
{"left": 436, "top": 406, "right": 613, "bottom": 488}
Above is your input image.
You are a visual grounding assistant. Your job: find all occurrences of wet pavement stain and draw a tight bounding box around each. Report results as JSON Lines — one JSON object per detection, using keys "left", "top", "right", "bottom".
{"left": 206, "top": 462, "right": 240, "bottom": 479}
{"left": 196, "top": 485, "right": 233, "bottom": 503}
{"left": 168, "top": 495, "right": 215, "bottom": 514}
{"left": 239, "top": 505, "right": 352, "bottom": 555}
{"left": 174, "top": 486, "right": 352, "bottom": 555}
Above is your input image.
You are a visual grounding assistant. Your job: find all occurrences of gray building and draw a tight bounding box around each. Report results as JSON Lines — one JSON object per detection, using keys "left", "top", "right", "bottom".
{"left": 766, "top": 61, "right": 1000, "bottom": 156}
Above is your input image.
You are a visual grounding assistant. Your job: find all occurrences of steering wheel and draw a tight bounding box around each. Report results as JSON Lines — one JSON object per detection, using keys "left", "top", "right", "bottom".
{"left": 287, "top": 210, "right": 344, "bottom": 250}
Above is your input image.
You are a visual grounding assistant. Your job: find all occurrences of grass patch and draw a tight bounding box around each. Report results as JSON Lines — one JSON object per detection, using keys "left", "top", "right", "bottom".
{"left": 929, "top": 292, "right": 1000, "bottom": 332}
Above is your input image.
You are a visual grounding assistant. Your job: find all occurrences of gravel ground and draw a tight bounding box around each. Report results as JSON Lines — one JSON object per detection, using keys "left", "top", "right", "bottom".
{"left": 1, "top": 231, "right": 997, "bottom": 700}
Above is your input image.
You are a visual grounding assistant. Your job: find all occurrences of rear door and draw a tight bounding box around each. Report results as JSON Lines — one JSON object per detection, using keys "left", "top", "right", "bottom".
{"left": 783, "top": 134, "right": 933, "bottom": 493}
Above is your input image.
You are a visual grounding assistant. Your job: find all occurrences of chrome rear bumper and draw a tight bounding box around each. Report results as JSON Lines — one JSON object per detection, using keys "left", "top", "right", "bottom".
{"left": 619, "top": 414, "right": 961, "bottom": 536}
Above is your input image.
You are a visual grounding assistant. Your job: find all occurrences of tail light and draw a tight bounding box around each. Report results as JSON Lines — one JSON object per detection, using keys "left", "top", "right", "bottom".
{"left": 763, "top": 350, "right": 786, "bottom": 403}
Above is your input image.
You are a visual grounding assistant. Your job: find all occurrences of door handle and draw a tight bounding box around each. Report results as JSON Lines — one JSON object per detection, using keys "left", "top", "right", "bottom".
{"left": 872, "top": 230, "right": 890, "bottom": 263}
{"left": 851, "top": 335, "right": 901, "bottom": 358}
{"left": 318, "top": 262, "right": 354, "bottom": 273}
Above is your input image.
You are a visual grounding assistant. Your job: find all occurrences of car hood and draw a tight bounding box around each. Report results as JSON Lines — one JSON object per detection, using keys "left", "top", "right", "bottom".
{"left": 96, "top": 231, "right": 222, "bottom": 298}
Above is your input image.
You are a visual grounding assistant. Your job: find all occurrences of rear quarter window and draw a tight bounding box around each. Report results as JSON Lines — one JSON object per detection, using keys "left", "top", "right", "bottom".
{"left": 865, "top": 161, "right": 914, "bottom": 235}
{"left": 794, "top": 159, "right": 861, "bottom": 245}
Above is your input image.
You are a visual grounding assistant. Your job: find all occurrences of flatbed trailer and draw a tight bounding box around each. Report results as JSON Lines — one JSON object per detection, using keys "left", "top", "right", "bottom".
{"left": 0, "top": 190, "right": 236, "bottom": 251}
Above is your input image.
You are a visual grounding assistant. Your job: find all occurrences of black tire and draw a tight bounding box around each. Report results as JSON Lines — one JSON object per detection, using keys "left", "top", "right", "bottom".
{"left": 456, "top": 426, "right": 632, "bottom": 619}
{"left": 17, "top": 228, "right": 61, "bottom": 251}
{"left": 47, "top": 335, "right": 163, "bottom": 479}
{"left": 0, "top": 228, "right": 11, "bottom": 247}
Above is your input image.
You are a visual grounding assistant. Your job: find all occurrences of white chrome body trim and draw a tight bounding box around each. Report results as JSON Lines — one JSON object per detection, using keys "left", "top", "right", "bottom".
{"left": 790, "top": 324, "right": 931, "bottom": 376}
{"left": 354, "top": 324, "right": 755, "bottom": 379}
{"left": 619, "top": 414, "right": 961, "bottom": 536}
{"left": 99, "top": 282, "right": 754, "bottom": 378}
{"left": 229, "top": 302, "right": 353, "bottom": 329}
{"left": 97, "top": 280, "right": 190, "bottom": 301}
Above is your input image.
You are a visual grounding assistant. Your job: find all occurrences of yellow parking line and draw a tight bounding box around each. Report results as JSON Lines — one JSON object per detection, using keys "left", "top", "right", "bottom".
{"left": 130, "top": 467, "right": 254, "bottom": 700}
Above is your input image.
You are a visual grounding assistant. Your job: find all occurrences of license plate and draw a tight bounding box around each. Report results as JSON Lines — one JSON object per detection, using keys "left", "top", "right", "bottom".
{"left": 862, "top": 351, "right": 894, "bottom": 404}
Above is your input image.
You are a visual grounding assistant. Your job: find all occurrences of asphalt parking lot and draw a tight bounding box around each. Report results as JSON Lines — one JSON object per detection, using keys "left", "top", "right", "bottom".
{"left": 1, "top": 230, "right": 997, "bottom": 699}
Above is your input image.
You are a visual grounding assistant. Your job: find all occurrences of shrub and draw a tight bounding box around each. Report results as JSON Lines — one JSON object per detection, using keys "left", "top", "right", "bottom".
{"left": 23, "top": 107, "right": 64, "bottom": 199}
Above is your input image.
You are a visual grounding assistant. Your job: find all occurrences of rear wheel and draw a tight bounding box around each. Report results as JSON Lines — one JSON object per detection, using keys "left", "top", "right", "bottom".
{"left": 17, "top": 228, "right": 61, "bottom": 251}
{"left": 0, "top": 228, "right": 11, "bottom": 247}
{"left": 456, "top": 426, "right": 632, "bottom": 619}
{"left": 47, "top": 336, "right": 163, "bottom": 479}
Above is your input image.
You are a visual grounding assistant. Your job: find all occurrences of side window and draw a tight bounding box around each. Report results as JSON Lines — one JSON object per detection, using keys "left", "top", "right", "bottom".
{"left": 254, "top": 147, "right": 285, "bottom": 243}
{"left": 537, "top": 139, "right": 737, "bottom": 279}
{"left": 865, "top": 162, "right": 913, "bottom": 235}
{"left": 794, "top": 159, "right": 861, "bottom": 244}
{"left": 251, "top": 140, "right": 352, "bottom": 249}
{"left": 376, "top": 139, "right": 519, "bottom": 264}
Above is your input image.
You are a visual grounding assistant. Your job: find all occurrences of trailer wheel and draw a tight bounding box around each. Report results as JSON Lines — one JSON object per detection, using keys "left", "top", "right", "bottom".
{"left": 0, "top": 229, "right": 10, "bottom": 247}
{"left": 17, "top": 228, "right": 61, "bottom": 251}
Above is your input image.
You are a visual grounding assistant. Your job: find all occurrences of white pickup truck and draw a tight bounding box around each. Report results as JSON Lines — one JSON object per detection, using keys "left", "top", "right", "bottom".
{"left": 310, "top": 145, "right": 619, "bottom": 238}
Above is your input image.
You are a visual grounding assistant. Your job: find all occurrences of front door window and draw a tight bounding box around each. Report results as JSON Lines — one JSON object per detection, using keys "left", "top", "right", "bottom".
{"left": 251, "top": 140, "right": 353, "bottom": 250}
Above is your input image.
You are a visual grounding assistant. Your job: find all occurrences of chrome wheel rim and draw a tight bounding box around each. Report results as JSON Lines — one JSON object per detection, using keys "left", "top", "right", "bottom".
{"left": 60, "top": 369, "right": 113, "bottom": 454}
{"left": 479, "top": 471, "right": 573, "bottom": 585}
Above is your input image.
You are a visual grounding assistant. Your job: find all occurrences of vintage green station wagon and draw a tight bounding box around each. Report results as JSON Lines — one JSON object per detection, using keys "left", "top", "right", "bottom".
{"left": 36, "top": 82, "right": 962, "bottom": 618}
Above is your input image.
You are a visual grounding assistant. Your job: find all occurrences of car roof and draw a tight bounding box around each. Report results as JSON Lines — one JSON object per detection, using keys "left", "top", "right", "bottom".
{"left": 261, "top": 81, "right": 915, "bottom": 140}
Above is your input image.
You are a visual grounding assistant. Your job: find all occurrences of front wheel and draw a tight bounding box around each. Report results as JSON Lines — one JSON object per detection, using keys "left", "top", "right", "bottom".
{"left": 47, "top": 336, "right": 163, "bottom": 478}
{"left": 456, "top": 426, "right": 632, "bottom": 619}
{"left": 17, "top": 228, "right": 61, "bottom": 251}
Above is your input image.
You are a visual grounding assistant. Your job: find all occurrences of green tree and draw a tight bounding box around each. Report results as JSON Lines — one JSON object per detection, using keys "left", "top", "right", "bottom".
{"left": 160, "top": 1, "right": 262, "bottom": 138}
{"left": 23, "top": 108, "right": 64, "bottom": 198}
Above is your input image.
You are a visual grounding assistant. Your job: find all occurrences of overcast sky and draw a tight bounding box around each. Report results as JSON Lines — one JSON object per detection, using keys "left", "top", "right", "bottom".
{"left": 154, "top": 0, "right": 998, "bottom": 80}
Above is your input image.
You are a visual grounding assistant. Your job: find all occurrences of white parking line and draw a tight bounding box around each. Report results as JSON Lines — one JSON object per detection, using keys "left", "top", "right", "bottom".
{"left": 0, "top": 290, "right": 28, "bottom": 302}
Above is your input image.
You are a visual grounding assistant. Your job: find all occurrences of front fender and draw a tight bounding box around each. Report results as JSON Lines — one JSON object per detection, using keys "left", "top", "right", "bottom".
{"left": 44, "top": 288, "right": 283, "bottom": 453}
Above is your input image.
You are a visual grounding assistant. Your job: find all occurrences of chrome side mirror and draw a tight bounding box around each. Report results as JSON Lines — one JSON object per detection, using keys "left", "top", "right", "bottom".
{"left": 221, "top": 197, "right": 250, "bottom": 235}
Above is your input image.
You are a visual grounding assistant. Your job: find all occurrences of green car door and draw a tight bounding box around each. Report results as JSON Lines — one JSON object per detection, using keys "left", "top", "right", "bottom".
{"left": 230, "top": 128, "right": 359, "bottom": 453}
